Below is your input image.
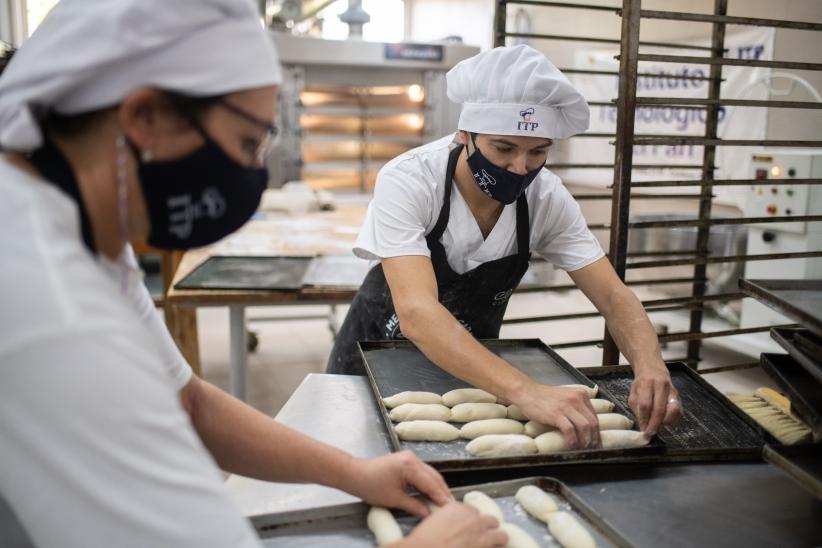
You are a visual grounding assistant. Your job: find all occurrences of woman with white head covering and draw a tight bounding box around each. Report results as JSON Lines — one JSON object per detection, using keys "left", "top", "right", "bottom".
{"left": 329, "top": 45, "right": 682, "bottom": 449}
{"left": 0, "top": 2, "right": 507, "bottom": 547}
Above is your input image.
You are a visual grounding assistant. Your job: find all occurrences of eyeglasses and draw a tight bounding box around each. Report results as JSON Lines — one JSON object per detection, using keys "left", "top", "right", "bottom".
{"left": 216, "top": 99, "right": 279, "bottom": 166}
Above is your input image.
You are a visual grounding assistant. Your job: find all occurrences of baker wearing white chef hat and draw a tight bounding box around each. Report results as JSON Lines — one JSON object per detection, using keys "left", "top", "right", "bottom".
{"left": 0, "top": 2, "right": 499, "bottom": 547}
{"left": 330, "top": 44, "right": 682, "bottom": 448}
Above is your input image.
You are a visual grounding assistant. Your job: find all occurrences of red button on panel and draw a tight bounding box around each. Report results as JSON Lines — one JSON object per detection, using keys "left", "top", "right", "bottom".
{"left": 767, "top": 205, "right": 778, "bottom": 215}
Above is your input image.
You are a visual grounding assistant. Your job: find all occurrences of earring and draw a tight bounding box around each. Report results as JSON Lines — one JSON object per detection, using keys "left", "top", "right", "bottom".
{"left": 141, "top": 149, "right": 154, "bottom": 163}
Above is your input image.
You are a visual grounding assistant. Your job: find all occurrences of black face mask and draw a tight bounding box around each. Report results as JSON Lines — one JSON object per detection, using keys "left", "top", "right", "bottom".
{"left": 134, "top": 134, "right": 268, "bottom": 250}
{"left": 466, "top": 133, "right": 542, "bottom": 205}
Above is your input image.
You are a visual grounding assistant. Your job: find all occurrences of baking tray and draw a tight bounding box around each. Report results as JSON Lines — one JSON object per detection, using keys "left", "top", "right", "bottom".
{"left": 360, "top": 339, "right": 664, "bottom": 472}
{"left": 739, "top": 278, "right": 822, "bottom": 337}
{"left": 253, "top": 477, "right": 633, "bottom": 547}
{"left": 300, "top": 254, "right": 370, "bottom": 289}
{"left": 578, "top": 362, "right": 774, "bottom": 459}
{"left": 770, "top": 327, "right": 822, "bottom": 384}
{"left": 174, "top": 256, "right": 313, "bottom": 290}
{"left": 761, "top": 353, "right": 822, "bottom": 438}
{"left": 764, "top": 444, "right": 822, "bottom": 499}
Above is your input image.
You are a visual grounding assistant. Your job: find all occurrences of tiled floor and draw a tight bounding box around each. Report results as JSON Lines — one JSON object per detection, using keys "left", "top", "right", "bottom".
{"left": 194, "top": 284, "right": 779, "bottom": 418}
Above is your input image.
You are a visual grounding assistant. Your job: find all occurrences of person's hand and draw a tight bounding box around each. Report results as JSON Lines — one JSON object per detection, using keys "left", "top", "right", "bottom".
{"left": 628, "top": 365, "right": 683, "bottom": 436}
{"left": 513, "top": 382, "right": 601, "bottom": 449}
{"left": 345, "top": 451, "right": 452, "bottom": 517}
{"left": 395, "top": 501, "right": 508, "bottom": 548}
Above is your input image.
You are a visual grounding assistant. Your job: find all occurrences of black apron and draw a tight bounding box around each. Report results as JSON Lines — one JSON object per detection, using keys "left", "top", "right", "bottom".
{"left": 327, "top": 144, "right": 532, "bottom": 375}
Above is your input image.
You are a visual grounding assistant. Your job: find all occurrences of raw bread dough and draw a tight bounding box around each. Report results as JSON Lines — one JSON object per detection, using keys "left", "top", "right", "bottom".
{"left": 389, "top": 403, "right": 451, "bottom": 422}
{"left": 590, "top": 398, "right": 615, "bottom": 413}
{"left": 450, "top": 403, "right": 507, "bottom": 422}
{"left": 395, "top": 420, "right": 460, "bottom": 442}
{"left": 515, "top": 485, "right": 558, "bottom": 522}
{"left": 599, "top": 429, "right": 649, "bottom": 450}
{"left": 500, "top": 522, "right": 540, "bottom": 548}
{"left": 367, "top": 506, "right": 403, "bottom": 546}
{"left": 460, "top": 418, "right": 525, "bottom": 439}
{"left": 465, "top": 434, "right": 537, "bottom": 457}
{"left": 442, "top": 388, "right": 497, "bottom": 407}
{"left": 547, "top": 511, "right": 595, "bottom": 548}
{"left": 383, "top": 391, "right": 442, "bottom": 408}
{"left": 524, "top": 420, "right": 554, "bottom": 437}
{"left": 596, "top": 413, "right": 634, "bottom": 431}
{"left": 507, "top": 404, "right": 528, "bottom": 421}
{"left": 561, "top": 384, "right": 598, "bottom": 398}
{"left": 535, "top": 431, "right": 567, "bottom": 454}
{"left": 462, "top": 491, "right": 504, "bottom": 521}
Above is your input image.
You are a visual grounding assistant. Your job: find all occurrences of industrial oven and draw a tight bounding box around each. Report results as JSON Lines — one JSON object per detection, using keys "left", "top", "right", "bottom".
{"left": 269, "top": 33, "right": 479, "bottom": 192}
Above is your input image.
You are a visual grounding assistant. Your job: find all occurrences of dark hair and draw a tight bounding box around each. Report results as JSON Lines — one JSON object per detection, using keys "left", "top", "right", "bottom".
{"left": 40, "top": 91, "right": 225, "bottom": 139}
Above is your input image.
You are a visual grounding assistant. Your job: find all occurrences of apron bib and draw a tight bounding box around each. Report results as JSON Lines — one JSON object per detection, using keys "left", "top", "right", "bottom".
{"left": 327, "top": 145, "right": 532, "bottom": 375}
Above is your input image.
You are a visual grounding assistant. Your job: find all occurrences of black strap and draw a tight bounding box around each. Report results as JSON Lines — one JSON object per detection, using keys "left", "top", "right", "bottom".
{"left": 426, "top": 144, "right": 463, "bottom": 243}
{"left": 515, "top": 192, "right": 530, "bottom": 257}
{"left": 29, "top": 138, "right": 97, "bottom": 253}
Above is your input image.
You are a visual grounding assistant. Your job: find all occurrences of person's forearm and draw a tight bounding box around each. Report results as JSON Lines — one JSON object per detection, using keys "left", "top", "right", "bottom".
{"left": 602, "top": 287, "right": 666, "bottom": 373}
{"left": 187, "top": 379, "right": 359, "bottom": 491}
{"left": 399, "top": 301, "right": 532, "bottom": 401}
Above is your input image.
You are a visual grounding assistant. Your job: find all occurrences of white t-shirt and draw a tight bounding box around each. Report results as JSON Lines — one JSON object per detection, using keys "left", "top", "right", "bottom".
{"left": 354, "top": 134, "right": 604, "bottom": 274}
{"left": 0, "top": 158, "right": 261, "bottom": 548}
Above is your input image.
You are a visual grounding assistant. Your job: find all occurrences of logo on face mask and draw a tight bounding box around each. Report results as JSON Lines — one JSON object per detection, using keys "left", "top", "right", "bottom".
{"left": 517, "top": 107, "right": 539, "bottom": 131}
{"left": 473, "top": 168, "right": 497, "bottom": 193}
{"left": 167, "top": 186, "right": 227, "bottom": 240}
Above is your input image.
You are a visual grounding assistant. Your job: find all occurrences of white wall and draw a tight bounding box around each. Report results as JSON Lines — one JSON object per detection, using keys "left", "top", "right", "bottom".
{"left": 405, "top": 0, "right": 495, "bottom": 49}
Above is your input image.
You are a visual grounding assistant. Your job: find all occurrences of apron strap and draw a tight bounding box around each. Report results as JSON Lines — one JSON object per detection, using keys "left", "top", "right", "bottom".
{"left": 515, "top": 191, "right": 531, "bottom": 258}
{"left": 426, "top": 144, "right": 463, "bottom": 243}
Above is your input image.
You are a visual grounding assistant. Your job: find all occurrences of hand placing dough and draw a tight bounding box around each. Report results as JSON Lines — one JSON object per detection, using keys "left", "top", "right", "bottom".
{"left": 561, "top": 384, "right": 598, "bottom": 398}
{"left": 367, "top": 506, "right": 403, "bottom": 546}
{"left": 500, "top": 522, "right": 540, "bottom": 548}
{"left": 460, "top": 418, "right": 525, "bottom": 440}
{"left": 509, "top": 383, "right": 600, "bottom": 450}
{"left": 547, "top": 511, "right": 596, "bottom": 548}
{"left": 450, "top": 403, "right": 508, "bottom": 422}
{"left": 389, "top": 403, "right": 451, "bottom": 422}
{"left": 442, "top": 388, "right": 497, "bottom": 407}
{"left": 461, "top": 491, "right": 504, "bottom": 521}
{"left": 395, "top": 420, "right": 460, "bottom": 442}
{"left": 590, "top": 399, "right": 615, "bottom": 413}
{"left": 596, "top": 413, "right": 633, "bottom": 431}
{"left": 515, "top": 485, "right": 558, "bottom": 523}
{"left": 383, "top": 391, "right": 442, "bottom": 408}
{"left": 465, "top": 434, "right": 537, "bottom": 457}
{"left": 507, "top": 404, "right": 528, "bottom": 421}
{"left": 402, "top": 501, "right": 508, "bottom": 548}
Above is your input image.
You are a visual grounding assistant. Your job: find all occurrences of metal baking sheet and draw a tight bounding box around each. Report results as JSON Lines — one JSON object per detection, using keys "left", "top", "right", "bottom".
{"left": 360, "top": 339, "right": 663, "bottom": 472}
{"left": 764, "top": 444, "right": 822, "bottom": 499}
{"left": 770, "top": 327, "right": 822, "bottom": 384}
{"left": 173, "top": 256, "right": 313, "bottom": 290}
{"left": 253, "top": 477, "right": 633, "bottom": 547}
{"left": 761, "top": 353, "right": 822, "bottom": 437}
{"left": 739, "top": 278, "right": 822, "bottom": 337}
{"left": 578, "top": 362, "right": 772, "bottom": 458}
{"left": 301, "top": 254, "right": 371, "bottom": 289}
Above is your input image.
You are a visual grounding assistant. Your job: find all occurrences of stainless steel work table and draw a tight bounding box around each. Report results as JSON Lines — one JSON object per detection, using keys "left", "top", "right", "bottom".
{"left": 225, "top": 374, "right": 822, "bottom": 547}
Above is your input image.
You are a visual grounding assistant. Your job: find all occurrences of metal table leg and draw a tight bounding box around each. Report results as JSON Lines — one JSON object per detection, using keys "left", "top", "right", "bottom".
{"left": 229, "top": 305, "right": 247, "bottom": 401}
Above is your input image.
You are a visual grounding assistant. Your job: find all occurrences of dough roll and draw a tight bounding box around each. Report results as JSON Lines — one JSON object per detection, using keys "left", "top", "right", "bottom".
{"left": 596, "top": 413, "right": 634, "bottom": 430}
{"left": 524, "top": 420, "right": 554, "bottom": 437}
{"left": 500, "top": 522, "right": 540, "bottom": 548}
{"left": 465, "top": 434, "right": 537, "bottom": 457}
{"left": 462, "top": 491, "right": 504, "bottom": 521}
{"left": 561, "top": 384, "right": 598, "bottom": 398}
{"left": 515, "top": 485, "right": 558, "bottom": 522}
{"left": 507, "top": 404, "right": 528, "bottom": 421}
{"left": 442, "top": 388, "right": 497, "bottom": 407}
{"left": 394, "top": 420, "right": 460, "bottom": 442}
{"left": 547, "top": 511, "right": 595, "bottom": 548}
{"left": 450, "top": 402, "right": 507, "bottom": 422}
{"left": 388, "top": 403, "right": 451, "bottom": 422}
{"left": 599, "top": 429, "right": 649, "bottom": 450}
{"left": 590, "top": 398, "right": 615, "bottom": 413}
{"left": 383, "top": 391, "right": 442, "bottom": 408}
{"left": 367, "top": 506, "right": 403, "bottom": 546}
{"left": 460, "top": 418, "right": 524, "bottom": 439}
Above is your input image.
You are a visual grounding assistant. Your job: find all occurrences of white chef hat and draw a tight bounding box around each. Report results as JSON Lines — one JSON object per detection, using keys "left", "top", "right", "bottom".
{"left": 0, "top": 0, "right": 282, "bottom": 152}
{"left": 446, "top": 44, "right": 589, "bottom": 140}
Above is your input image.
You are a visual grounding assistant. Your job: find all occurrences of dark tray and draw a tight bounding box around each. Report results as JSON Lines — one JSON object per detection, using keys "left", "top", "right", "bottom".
{"left": 771, "top": 327, "right": 822, "bottom": 384}
{"left": 253, "top": 476, "right": 633, "bottom": 547}
{"left": 761, "top": 353, "right": 822, "bottom": 438}
{"left": 578, "top": 362, "right": 774, "bottom": 459}
{"left": 360, "top": 339, "right": 664, "bottom": 472}
{"left": 174, "top": 256, "right": 313, "bottom": 290}
{"left": 739, "top": 279, "right": 822, "bottom": 337}
{"left": 764, "top": 444, "right": 822, "bottom": 499}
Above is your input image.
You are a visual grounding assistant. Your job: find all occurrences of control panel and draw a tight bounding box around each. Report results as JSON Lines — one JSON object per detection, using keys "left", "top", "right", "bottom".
{"left": 744, "top": 153, "right": 814, "bottom": 234}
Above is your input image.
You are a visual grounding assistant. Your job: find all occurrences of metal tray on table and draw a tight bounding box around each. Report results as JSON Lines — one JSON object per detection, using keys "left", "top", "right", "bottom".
{"left": 760, "top": 353, "right": 822, "bottom": 438}
{"left": 739, "top": 278, "right": 822, "bottom": 337}
{"left": 174, "top": 255, "right": 313, "bottom": 290}
{"left": 578, "top": 362, "right": 775, "bottom": 460}
{"left": 252, "top": 476, "right": 634, "bottom": 547}
{"left": 360, "top": 339, "right": 664, "bottom": 472}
